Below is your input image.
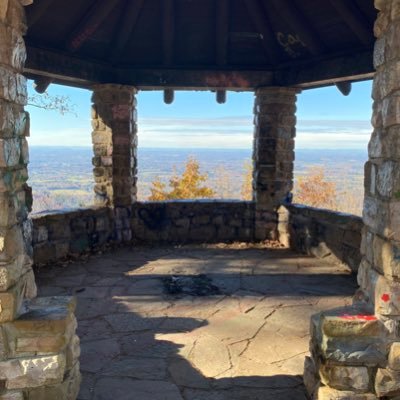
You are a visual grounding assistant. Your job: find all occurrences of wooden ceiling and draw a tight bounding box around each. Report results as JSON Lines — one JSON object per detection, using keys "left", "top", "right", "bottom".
{"left": 23, "top": 0, "right": 377, "bottom": 90}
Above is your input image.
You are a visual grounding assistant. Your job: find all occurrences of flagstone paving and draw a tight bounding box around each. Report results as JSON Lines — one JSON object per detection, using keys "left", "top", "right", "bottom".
{"left": 35, "top": 245, "right": 358, "bottom": 400}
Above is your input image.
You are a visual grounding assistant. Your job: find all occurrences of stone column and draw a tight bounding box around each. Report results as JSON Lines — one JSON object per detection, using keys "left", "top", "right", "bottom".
{"left": 253, "top": 87, "right": 299, "bottom": 243}
{"left": 305, "top": 2, "right": 400, "bottom": 398}
{"left": 91, "top": 84, "right": 138, "bottom": 242}
{"left": 0, "top": 1, "right": 81, "bottom": 398}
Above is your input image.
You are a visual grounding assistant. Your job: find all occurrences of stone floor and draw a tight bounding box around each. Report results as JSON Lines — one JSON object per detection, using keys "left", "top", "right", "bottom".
{"left": 35, "top": 245, "right": 358, "bottom": 400}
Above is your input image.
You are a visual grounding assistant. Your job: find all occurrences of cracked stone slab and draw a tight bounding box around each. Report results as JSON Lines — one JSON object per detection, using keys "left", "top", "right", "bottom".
{"left": 189, "top": 335, "right": 231, "bottom": 378}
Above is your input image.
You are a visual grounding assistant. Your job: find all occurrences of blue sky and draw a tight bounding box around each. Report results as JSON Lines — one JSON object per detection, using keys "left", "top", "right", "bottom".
{"left": 26, "top": 79, "right": 373, "bottom": 149}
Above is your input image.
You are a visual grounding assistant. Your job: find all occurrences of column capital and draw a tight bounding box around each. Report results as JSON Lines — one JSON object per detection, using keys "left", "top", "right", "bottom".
{"left": 91, "top": 84, "right": 137, "bottom": 105}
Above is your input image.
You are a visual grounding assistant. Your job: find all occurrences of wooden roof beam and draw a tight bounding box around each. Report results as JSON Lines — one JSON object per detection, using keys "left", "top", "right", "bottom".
{"left": 329, "top": 0, "right": 372, "bottom": 46}
{"left": 110, "top": 0, "right": 145, "bottom": 63}
{"left": 25, "top": 46, "right": 373, "bottom": 90}
{"left": 216, "top": 0, "right": 229, "bottom": 66}
{"left": 163, "top": 0, "right": 175, "bottom": 66}
{"left": 66, "top": 0, "right": 120, "bottom": 52}
{"left": 268, "top": 0, "right": 325, "bottom": 56}
{"left": 27, "top": 0, "right": 54, "bottom": 28}
{"left": 243, "top": 0, "right": 280, "bottom": 65}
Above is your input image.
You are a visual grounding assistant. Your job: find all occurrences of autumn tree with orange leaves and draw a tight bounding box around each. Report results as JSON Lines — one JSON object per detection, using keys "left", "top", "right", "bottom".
{"left": 294, "top": 167, "right": 338, "bottom": 210}
{"left": 148, "top": 157, "right": 215, "bottom": 201}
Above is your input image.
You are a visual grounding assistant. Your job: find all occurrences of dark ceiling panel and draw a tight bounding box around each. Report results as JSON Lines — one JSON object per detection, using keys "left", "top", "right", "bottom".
{"left": 23, "top": 0, "right": 377, "bottom": 88}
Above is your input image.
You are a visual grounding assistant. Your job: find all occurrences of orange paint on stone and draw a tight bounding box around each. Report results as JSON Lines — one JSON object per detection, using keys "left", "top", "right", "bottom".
{"left": 341, "top": 314, "right": 377, "bottom": 321}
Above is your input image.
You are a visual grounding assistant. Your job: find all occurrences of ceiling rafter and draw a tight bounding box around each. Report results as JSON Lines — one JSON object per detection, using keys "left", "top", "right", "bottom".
{"left": 27, "top": 0, "right": 54, "bottom": 28}
{"left": 66, "top": 0, "right": 120, "bottom": 53}
{"left": 243, "top": 0, "right": 281, "bottom": 65}
{"left": 109, "top": 0, "right": 145, "bottom": 63}
{"left": 268, "top": 0, "right": 325, "bottom": 56}
{"left": 216, "top": 0, "right": 229, "bottom": 66}
{"left": 163, "top": 0, "right": 175, "bottom": 66}
{"left": 329, "top": 0, "right": 372, "bottom": 46}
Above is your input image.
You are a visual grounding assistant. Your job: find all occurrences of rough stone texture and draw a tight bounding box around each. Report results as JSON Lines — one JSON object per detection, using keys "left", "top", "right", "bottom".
{"left": 253, "top": 87, "right": 300, "bottom": 241}
{"left": 306, "top": 2, "right": 400, "bottom": 397}
{"left": 32, "top": 207, "right": 113, "bottom": 264}
{"left": 0, "top": 1, "right": 81, "bottom": 398}
{"left": 287, "top": 204, "right": 363, "bottom": 272}
{"left": 33, "top": 245, "right": 357, "bottom": 400}
{"left": 91, "top": 84, "right": 137, "bottom": 243}
{"left": 132, "top": 200, "right": 255, "bottom": 244}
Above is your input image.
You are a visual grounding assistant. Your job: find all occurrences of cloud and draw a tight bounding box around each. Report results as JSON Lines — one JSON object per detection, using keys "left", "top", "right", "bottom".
{"left": 28, "top": 115, "right": 372, "bottom": 150}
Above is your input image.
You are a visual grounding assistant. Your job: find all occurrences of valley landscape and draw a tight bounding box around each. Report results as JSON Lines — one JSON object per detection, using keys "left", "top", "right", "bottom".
{"left": 29, "top": 146, "right": 366, "bottom": 216}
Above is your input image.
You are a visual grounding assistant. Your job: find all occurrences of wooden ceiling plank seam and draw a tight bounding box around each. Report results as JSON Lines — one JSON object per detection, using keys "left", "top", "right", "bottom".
{"left": 216, "top": 0, "right": 230, "bottom": 66}
{"left": 110, "top": 0, "right": 145, "bottom": 63}
{"left": 66, "top": 0, "right": 121, "bottom": 53}
{"left": 163, "top": 0, "right": 175, "bottom": 66}
{"left": 243, "top": 0, "right": 281, "bottom": 65}
{"left": 268, "top": 0, "right": 325, "bottom": 56}
{"left": 328, "top": 0, "right": 373, "bottom": 46}
{"left": 27, "top": 0, "right": 55, "bottom": 28}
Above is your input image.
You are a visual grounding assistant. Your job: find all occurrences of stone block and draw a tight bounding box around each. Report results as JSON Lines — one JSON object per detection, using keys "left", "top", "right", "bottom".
{"left": 319, "top": 307, "right": 382, "bottom": 338}
{"left": 32, "top": 226, "right": 47, "bottom": 244}
{"left": 0, "top": 272, "right": 33, "bottom": 323}
{"left": 65, "top": 335, "right": 80, "bottom": 370}
{"left": 0, "top": 254, "right": 32, "bottom": 291}
{"left": 319, "top": 364, "right": 370, "bottom": 392}
{"left": 304, "top": 356, "right": 319, "bottom": 398}
{"left": 357, "top": 259, "right": 379, "bottom": 306}
{"left": 373, "top": 235, "right": 400, "bottom": 278}
{"left": 5, "top": 0, "right": 26, "bottom": 34}
{"left": 389, "top": 342, "right": 400, "bottom": 370}
{"left": 374, "top": 274, "right": 400, "bottom": 316}
{"left": 312, "top": 307, "right": 387, "bottom": 366}
{"left": 0, "top": 392, "right": 24, "bottom": 400}
{"left": 375, "top": 367, "right": 400, "bottom": 397}
{"left": 0, "top": 354, "right": 66, "bottom": 389}
{"left": 0, "top": 0, "right": 9, "bottom": 22}
{"left": 382, "top": 94, "right": 400, "bottom": 128}
{"left": 3, "top": 297, "right": 77, "bottom": 357}
{"left": 25, "top": 361, "right": 81, "bottom": 400}
{"left": 0, "top": 24, "right": 25, "bottom": 71}
{"left": 313, "top": 386, "right": 377, "bottom": 399}
{"left": 0, "top": 67, "right": 26, "bottom": 105}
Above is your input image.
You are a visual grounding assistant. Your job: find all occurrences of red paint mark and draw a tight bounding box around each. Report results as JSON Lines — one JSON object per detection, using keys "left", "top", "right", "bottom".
{"left": 341, "top": 314, "right": 377, "bottom": 321}
{"left": 381, "top": 294, "right": 391, "bottom": 303}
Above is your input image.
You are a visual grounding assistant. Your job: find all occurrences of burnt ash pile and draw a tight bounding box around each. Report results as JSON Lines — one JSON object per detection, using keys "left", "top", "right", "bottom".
{"left": 163, "top": 274, "right": 221, "bottom": 296}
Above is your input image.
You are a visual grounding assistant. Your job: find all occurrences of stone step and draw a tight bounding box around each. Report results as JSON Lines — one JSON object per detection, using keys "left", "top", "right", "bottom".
{"left": 311, "top": 306, "right": 387, "bottom": 367}
{"left": 0, "top": 296, "right": 80, "bottom": 397}
{"left": 1, "top": 296, "right": 77, "bottom": 359}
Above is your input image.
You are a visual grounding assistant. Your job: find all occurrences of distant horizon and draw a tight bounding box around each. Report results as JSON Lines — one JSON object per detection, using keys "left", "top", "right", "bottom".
{"left": 28, "top": 145, "right": 368, "bottom": 151}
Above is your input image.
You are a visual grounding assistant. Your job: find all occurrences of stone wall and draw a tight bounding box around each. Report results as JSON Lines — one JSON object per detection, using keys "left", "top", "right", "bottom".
{"left": 132, "top": 200, "right": 255, "bottom": 244}
{"left": 0, "top": 1, "right": 80, "bottom": 398}
{"left": 286, "top": 204, "right": 363, "bottom": 272}
{"left": 30, "top": 202, "right": 255, "bottom": 263}
{"left": 32, "top": 207, "right": 113, "bottom": 265}
{"left": 305, "top": 2, "right": 400, "bottom": 398}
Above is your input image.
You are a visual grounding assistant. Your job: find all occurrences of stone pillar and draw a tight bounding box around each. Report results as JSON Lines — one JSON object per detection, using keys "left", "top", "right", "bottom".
{"left": 0, "top": 1, "right": 80, "bottom": 398}
{"left": 253, "top": 87, "right": 299, "bottom": 243}
{"left": 91, "top": 84, "right": 138, "bottom": 242}
{"left": 305, "top": 2, "right": 400, "bottom": 398}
